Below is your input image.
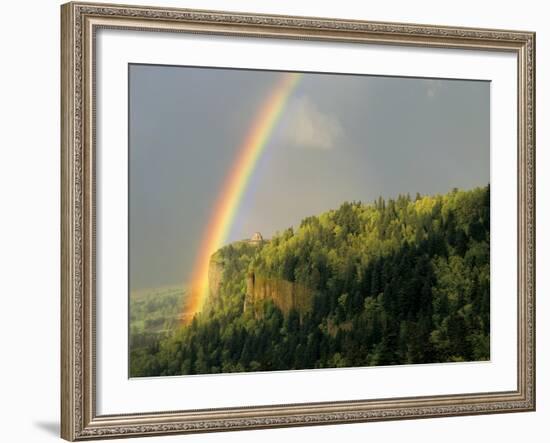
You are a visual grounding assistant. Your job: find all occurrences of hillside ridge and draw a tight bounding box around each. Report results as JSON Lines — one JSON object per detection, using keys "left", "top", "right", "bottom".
{"left": 130, "top": 185, "right": 490, "bottom": 377}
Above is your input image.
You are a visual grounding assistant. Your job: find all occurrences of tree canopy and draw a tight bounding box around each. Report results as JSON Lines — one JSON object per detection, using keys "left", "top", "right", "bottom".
{"left": 130, "top": 185, "right": 490, "bottom": 376}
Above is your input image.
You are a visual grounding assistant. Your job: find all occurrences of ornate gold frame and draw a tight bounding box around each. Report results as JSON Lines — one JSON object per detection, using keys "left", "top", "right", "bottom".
{"left": 61, "top": 2, "right": 536, "bottom": 440}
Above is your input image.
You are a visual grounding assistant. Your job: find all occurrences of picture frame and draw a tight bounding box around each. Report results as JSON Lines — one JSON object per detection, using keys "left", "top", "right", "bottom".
{"left": 61, "top": 1, "right": 536, "bottom": 440}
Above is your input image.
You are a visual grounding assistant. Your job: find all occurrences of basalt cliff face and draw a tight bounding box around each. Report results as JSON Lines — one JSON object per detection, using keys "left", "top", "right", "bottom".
{"left": 205, "top": 256, "right": 224, "bottom": 312}
{"left": 205, "top": 244, "right": 314, "bottom": 319}
{"left": 244, "top": 272, "right": 314, "bottom": 319}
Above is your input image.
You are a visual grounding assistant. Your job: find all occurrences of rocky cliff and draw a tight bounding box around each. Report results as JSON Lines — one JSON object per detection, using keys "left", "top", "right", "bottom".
{"left": 205, "top": 242, "right": 314, "bottom": 320}
{"left": 205, "top": 254, "right": 224, "bottom": 312}
{"left": 244, "top": 272, "right": 314, "bottom": 319}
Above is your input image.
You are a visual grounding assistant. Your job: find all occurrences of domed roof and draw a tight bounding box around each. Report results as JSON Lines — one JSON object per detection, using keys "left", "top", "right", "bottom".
{"left": 251, "top": 232, "right": 263, "bottom": 242}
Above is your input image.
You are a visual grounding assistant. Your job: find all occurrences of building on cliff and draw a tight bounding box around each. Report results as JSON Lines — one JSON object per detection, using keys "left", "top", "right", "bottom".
{"left": 249, "top": 232, "right": 264, "bottom": 245}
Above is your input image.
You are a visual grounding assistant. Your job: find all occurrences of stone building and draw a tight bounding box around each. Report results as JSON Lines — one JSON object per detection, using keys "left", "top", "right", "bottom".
{"left": 249, "top": 232, "right": 264, "bottom": 245}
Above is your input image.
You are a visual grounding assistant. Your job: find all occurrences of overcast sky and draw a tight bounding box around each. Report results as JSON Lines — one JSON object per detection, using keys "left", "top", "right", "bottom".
{"left": 129, "top": 64, "right": 489, "bottom": 291}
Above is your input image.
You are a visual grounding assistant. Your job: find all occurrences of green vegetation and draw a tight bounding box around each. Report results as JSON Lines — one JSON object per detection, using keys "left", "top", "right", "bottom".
{"left": 130, "top": 185, "right": 490, "bottom": 377}
{"left": 129, "top": 286, "right": 185, "bottom": 372}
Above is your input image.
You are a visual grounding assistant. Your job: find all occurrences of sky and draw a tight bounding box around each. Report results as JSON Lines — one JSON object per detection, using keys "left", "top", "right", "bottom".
{"left": 129, "top": 64, "right": 489, "bottom": 291}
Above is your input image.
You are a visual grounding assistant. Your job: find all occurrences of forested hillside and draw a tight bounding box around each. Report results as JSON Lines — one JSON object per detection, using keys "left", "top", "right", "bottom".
{"left": 129, "top": 286, "right": 184, "bottom": 356}
{"left": 130, "top": 185, "right": 490, "bottom": 377}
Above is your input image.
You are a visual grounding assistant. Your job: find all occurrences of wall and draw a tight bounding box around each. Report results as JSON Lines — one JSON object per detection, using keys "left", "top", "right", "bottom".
{"left": 0, "top": 0, "right": 546, "bottom": 442}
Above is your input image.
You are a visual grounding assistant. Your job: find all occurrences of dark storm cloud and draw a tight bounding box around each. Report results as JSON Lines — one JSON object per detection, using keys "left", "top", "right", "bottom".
{"left": 129, "top": 65, "right": 489, "bottom": 291}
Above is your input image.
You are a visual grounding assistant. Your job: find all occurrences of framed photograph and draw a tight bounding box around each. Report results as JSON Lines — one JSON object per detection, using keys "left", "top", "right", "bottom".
{"left": 61, "top": 2, "right": 536, "bottom": 440}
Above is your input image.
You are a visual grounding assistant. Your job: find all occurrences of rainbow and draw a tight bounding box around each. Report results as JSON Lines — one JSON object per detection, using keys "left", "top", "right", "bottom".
{"left": 181, "top": 72, "right": 302, "bottom": 323}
